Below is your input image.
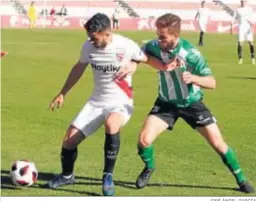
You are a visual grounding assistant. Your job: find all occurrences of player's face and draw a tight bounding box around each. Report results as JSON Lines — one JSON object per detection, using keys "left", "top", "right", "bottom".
{"left": 89, "top": 29, "right": 112, "bottom": 49}
{"left": 241, "top": 1, "right": 245, "bottom": 7}
{"left": 156, "top": 27, "right": 179, "bottom": 51}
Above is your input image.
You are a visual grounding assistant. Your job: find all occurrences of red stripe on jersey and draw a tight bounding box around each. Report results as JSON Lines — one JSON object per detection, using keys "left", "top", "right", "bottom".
{"left": 114, "top": 79, "right": 133, "bottom": 99}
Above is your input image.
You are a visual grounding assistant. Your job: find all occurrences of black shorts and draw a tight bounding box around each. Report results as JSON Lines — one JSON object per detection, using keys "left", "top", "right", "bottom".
{"left": 149, "top": 98, "right": 216, "bottom": 130}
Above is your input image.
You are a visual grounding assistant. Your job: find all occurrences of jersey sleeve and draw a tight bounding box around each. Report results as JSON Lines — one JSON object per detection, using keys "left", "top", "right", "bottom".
{"left": 79, "top": 41, "right": 90, "bottom": 64}
{"left": 185, "top": 48, "right": 212, "bottom": 76}
{"left": 142, "top": 40, "right": 160, "bottom": 59}
{"left": 127, "top": 39, "right": 146, "bottom": 62}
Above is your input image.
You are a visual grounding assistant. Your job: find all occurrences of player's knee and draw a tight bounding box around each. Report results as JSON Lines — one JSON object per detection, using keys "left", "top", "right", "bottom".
{"left": 105, "top": 115, "right": 122, "bottom": 134}
{"left": 62, "top": 127, "right": 83, "bottom": 150}
{"left": 209, "top": 135, "right": 228, "bottom": 154}
{"left": 139, "top": 130, "right": 153, "bottom": 147}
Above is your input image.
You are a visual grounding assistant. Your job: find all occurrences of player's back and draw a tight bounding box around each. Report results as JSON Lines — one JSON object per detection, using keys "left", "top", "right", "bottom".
{"left": 82, "top": 34, "right": 138, "bottom": 107}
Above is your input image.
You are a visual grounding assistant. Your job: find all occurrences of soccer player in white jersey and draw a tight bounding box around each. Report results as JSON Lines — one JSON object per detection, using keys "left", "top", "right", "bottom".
{"left": 232, "top": 0, "right": 255, "bottom": 64}
{"left": 47, "top": 13, "right": 166, "bottom": 196}
{"left": 195, "top": 1, "right": 210, "bottom": 46}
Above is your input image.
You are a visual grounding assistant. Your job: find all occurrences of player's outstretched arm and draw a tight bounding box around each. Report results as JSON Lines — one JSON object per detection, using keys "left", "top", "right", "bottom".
{"left": 146, "top": 55, "right": 182, "bottom": 72}
{"left": 145, "top": 55, "right": 166, "bottom": 70}
{"left": 114, "top": 61, "right": 138, "bottom": 81}
{"left": 49, "top": 61, "right": 88, "bottom": 111}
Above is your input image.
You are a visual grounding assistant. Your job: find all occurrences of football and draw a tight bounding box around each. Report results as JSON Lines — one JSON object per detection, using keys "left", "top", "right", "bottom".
{"left": 10, "top": 160, "right": 38, "bottom": 186}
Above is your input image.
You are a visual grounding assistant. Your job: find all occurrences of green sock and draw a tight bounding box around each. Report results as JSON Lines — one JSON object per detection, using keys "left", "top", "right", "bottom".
{"left": 221, "top": 147, "right": 247, "bottom": 184}
{"left": 138, "top": 145, "right": 155, "bottom": 169}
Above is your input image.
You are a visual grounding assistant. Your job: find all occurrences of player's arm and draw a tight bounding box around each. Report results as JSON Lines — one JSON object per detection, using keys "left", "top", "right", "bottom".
{"left": 59, "top": 61, "right": 88, "bottom": 96}
{"left": 49, "top": 42, "right": 90, "bottom": 110}
{"left": 195, "top": 10, "right": 199, "bottom": 21}
{"left": 115, "top": 40, "right": 165, "bottom": 80}
{"left": 184, "top": 49, "right": 216, "bottom": 89}
{"left": 230, "top": 11, "right": 237, "bottom": 33}
{"left": 141, "top": 42, "right": 176, "bottom": 71}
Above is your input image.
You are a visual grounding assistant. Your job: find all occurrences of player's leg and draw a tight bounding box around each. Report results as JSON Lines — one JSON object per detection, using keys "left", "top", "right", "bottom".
{"left": 48, "top": 102, "right": 105, "bottom": 189}
{"left": 113, "top": 19, "right": 117, "bottom": 29}
{"left": 29, "top": 18, "right": 34, "bottom": 30}
{"left": 180, "top": 101, "right": 254, "bottom": 193}
{"left": 136, "top": 99, "right": 178, "bottom": 189}
{"left": 101, "top": 104, "right": 133, "bottom": 196}
{"left": 116, "top": 20, "right": 119, "bottom": 30}
{"left": 197, "top": 124, "right": 255, "bottom": 193}
{"left": 198, "top": 22, "right": 206, "bottom": 46}
{"left": 238, "top": 30, "right": 245, "bottom": 64}
{"left": 247, "top": 31, "right": 255, "bottom": 64}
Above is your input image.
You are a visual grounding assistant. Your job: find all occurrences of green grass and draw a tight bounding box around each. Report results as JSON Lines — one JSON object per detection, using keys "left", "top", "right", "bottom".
{"left": 1, "top": 29, "right": 256, "bottom": 196}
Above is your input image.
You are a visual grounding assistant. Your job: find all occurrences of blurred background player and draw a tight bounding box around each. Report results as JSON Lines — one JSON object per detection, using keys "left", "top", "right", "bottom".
{"left": 195, "top": 1, "right": 210, "bottom": 46}
{"left": 232, "top": 0, "right": 255, "bottom": 65}
{"left": 27, "top": 1, "right": 37, "bottom": 30}
{"left": 112, "top": 8, "right": 120, "bottom": 30}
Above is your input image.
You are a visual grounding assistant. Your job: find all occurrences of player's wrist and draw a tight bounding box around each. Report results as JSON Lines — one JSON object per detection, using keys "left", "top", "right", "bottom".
{"left": 59, "top": 91, "right": 66, "bottom": 97}
{"left": 192, "top": 75, "right": 200, "bottom": 85}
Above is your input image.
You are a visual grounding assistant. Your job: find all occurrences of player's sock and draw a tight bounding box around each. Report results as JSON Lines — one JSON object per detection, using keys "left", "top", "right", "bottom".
{"left": 103, "top": 132, "right": 120, "bottom": 174}
{"left": 249, "top": 44, "right": 255, "bottom": 59}
{"left": 61, "top": 147, "right": 77, "bottom": 176}
{"left": 199, "top": 31, "right": 204, "bottom": 45}
{"left": 220, "top": 147, "right": 247, "bottom": 184}
{"left": 238, "top": 43, "right": 243, "bottom": 59}
{"left": 138, "top": 145, "right": 155, "bottom": 169}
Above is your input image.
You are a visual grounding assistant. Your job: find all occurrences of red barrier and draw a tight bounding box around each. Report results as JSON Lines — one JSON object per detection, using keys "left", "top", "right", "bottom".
{"left": 1, "top": 15, "right": 255, "bottom": 34}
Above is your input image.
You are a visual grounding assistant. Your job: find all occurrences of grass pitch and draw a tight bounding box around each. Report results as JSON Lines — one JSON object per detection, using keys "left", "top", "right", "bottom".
{"left": 1, "top": 29, "right": 256, "bottom": 196}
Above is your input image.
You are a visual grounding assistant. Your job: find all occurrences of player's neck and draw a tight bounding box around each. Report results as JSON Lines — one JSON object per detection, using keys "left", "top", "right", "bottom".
{"left": 168, "top": 38, "right": 180, "bottom": 51}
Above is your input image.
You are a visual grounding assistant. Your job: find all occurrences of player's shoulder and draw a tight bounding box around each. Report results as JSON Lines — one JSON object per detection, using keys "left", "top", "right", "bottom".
{"left": 112, "top": 34, "right": 139, "bottom": 47}
{"left": 179, "top": 39, "right": 202, "bottom": 58}
{"left": 180, "top": 39, "right": 195, "bottom": 51}
{"left": 144, "top": 39, "right": 159, "bottom": 49}
{"left": 81, "top": 40, "right": 92, "bottom": 52}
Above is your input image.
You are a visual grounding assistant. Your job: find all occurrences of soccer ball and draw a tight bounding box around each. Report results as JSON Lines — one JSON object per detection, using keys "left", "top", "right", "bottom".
{"left": 10, "top": 160, "right": 38, "bottom": 186}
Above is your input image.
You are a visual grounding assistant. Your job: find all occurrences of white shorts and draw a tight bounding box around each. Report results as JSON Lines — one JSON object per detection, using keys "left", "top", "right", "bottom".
{"left": 71, "top": 101, "right": 133, "bottom": 137}
{"left": 239, "top": 27, "right": 254, "bottom": 42}
{"left": 198, "top": 21, "right": 207, "bottom": 33}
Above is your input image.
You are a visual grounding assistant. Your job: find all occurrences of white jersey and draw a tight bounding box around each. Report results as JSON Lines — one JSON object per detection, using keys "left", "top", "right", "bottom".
{"left": 196, "top": 7, "right": 210, "bottom": 24}
{"left": 79, "top": 34, "right": 145, "bottom": 107}
{"left": 234, "top": 6, "right": 254, "bottom": 30}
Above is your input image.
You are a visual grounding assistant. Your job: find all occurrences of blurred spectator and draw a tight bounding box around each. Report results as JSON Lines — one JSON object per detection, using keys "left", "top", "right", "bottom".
{"left": 50, "top": 7, "right": 56, "bottom": 16}
{"left": 59, "top": 4, "right": 67, "bottom": 16}
{"left": 40, "top": 8, "right": 48, "bottom": 16}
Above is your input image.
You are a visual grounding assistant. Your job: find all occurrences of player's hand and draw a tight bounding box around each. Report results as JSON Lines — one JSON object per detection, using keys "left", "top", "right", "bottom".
{"left": 49, "top": 93, "right": 64, "bottom": 111}
{"left": 164, "top": 57, "right": 184, "bottom": 71}
{"left": 114, "top": 61, "right": 137, "bottom": 81}
{"left": 182, "top": 71, "right": 197, "bottom": 84}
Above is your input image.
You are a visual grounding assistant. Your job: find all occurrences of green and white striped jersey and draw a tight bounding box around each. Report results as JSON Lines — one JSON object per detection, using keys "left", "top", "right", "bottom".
{"left": 143, "top": 38, "right": 212, "bottom": 108}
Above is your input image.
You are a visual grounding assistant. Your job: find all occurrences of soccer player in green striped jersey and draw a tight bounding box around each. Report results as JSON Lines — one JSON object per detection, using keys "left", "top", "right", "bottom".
{"left": 135, "top": 13, "right": 255, "bottom": 193}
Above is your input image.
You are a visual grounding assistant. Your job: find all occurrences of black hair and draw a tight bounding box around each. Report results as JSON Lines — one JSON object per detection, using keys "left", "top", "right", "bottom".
{"left": 84, "top": 13, "right": 111, "bottom": 33}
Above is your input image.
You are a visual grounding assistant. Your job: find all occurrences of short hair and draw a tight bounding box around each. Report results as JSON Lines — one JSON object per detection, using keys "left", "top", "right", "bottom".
{"left": 155, "top": 13, "right": 181, "bottom": 34}
{"left": 84, "top": 13, "right": 111, "bottom": 34}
